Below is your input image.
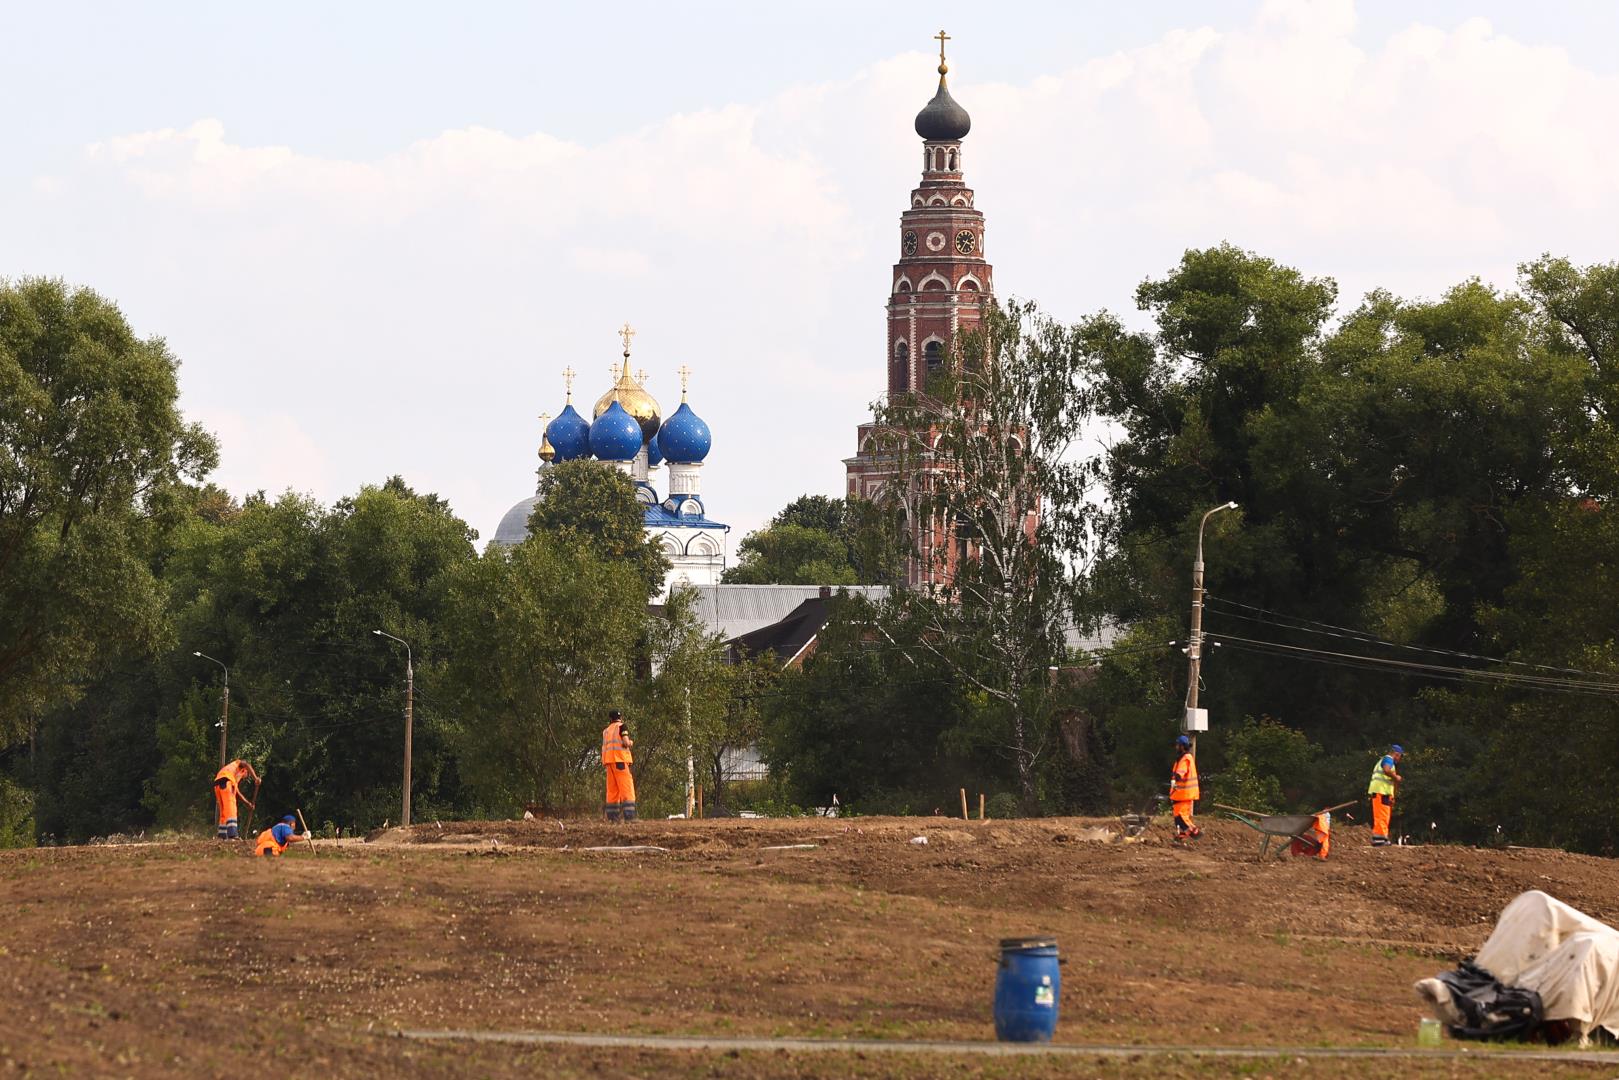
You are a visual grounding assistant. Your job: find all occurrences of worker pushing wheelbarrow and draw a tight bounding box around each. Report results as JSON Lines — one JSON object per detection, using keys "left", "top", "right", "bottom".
{"left": 1215, "top": 800, "right": 1356, "bottom": 860}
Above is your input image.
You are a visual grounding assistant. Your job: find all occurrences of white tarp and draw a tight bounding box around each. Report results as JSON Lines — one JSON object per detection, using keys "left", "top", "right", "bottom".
{"left": 1475, "top": 890, "right": 1619, "bottom": 1039}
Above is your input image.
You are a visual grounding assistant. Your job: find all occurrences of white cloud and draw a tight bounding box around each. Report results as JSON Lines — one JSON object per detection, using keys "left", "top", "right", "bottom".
{"left": 16, "top": 3, "right": 1619, "bottom": 548}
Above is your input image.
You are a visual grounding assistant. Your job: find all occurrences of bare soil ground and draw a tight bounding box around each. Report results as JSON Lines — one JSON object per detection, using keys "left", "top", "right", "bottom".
{"left": 4, "top": 814, "right": 1619, "bottom": 1078}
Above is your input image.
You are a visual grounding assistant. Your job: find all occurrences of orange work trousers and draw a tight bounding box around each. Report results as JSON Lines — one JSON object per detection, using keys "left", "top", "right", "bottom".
{"left": 604, "top": 763, "right": 637, "bottom": 822}
{"left": 214, "top": 783, "right": 239, "bottom": 839}
{"left": 1171, "top": 798, "right": 1200, "bottom": 837}
{"left": 1371, "top": 793, "right": 1394, "bottom": 842}
{"left": 253, "top": 830, "right": 286, "bottom": 857}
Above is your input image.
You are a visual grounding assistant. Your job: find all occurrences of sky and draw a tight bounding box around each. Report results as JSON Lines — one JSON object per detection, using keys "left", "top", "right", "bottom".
{"left": 5, "top": 1, "right": 1619, "bottom": 549}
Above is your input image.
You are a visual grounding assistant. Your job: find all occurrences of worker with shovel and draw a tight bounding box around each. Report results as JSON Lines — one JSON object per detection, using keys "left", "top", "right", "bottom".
{"left": 213, "top": 758, "right": 260, "bottom": 840}
{"left": 602, "top": 709, "right": 637, "bottom": 822}
{"left": 1170, "top": 734, "right": 1201, "bottom": 841}
{"left": 1368, "top": 744, "right": 1403, "bottom": 847}
{"left": 254, "top": 814, "right": 312, "bottom": 857}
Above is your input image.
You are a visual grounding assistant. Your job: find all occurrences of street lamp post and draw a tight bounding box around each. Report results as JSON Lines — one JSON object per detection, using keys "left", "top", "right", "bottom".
{"left": 193, "top": 651, "right": 229, "bottom": 767}
{"left": 1185, "top": 501, "right": 1238, "bottom": 754}
{"left": 372, "top": 630, "right": 414, "bottom": 827}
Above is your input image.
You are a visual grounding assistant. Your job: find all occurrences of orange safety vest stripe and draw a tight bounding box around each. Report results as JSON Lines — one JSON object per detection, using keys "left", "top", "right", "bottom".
{"left": 1170, "top": 752, "right": 1200, "bottom": 800}
{"left": 602, "top": 722, "right": 633, "bottom": 765}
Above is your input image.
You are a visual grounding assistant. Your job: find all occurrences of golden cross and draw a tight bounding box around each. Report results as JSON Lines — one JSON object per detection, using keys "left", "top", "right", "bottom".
{"left": 677, "top": 364, "right": 692, "bottom": 399}
{"left": 561, "top": 366, "right": 576, "bottom": 400}
{"left": 618, "top": 322, "right": 636, "bottom": 356}
{"left": 636, "top": 368, "right": 649, "bottom": 384}
{"left": 935, "top": 29, "right": 950, "bottom": 70}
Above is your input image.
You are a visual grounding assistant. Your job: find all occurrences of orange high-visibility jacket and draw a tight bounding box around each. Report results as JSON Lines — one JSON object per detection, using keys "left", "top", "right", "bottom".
{"left": 1170, "top": 751, "right": 1200, "bottom": 802}
{"left": 601, "top": 721, "right": 634, "bottom": 766}
{"left": 214, "top": 759, "right": 249, "bottom": 792}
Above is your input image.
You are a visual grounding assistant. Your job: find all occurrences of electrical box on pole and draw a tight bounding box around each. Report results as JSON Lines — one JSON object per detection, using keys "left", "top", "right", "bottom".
{"left": 1183, "top": 707, "right": 1208, "bottom": 732}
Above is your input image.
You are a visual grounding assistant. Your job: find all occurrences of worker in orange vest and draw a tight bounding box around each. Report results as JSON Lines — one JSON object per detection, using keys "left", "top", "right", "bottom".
{"left": 213, "top": 758, "right": 260, "bottom": 840}
{"left": 254, "top": 815, "right": 310, "bottom": 857}
{"left": 601, "top": 709, "right": 636, "bottom": 822}
{"left": 1169, "top": 734, "right": 1201, "bottom": 841}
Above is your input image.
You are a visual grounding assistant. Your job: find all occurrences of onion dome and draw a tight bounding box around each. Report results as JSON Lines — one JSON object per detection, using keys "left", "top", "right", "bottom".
{"left": 915, "top": 37, "right": 971, "bottom": 141}
{"left": 646, "top": 433, "right": 663, "bottom": 467}
{"left": 657, "top": 401, "right": 711, "bottom": 463}
{"left": 589, "top": 399, "right": 643, "bottom": 462}
{"left": 594, "top": 326, "right": 661, "bottom": 442}
{"left": 537, "top": 413, "right": 556, "bottom": 464}
{"left": 546, "top": 403, "right": 590, "bottom": 462}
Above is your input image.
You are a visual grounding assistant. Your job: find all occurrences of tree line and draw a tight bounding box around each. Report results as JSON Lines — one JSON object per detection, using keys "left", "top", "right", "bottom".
{"left": 6, "top": 247, "right": 1619, "bottom": 852}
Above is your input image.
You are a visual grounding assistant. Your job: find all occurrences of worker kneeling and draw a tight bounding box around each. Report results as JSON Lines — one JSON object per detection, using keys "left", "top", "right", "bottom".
{"left": 1291, "top": 812, "right": 1332, "bottom": 860}
{"left": 254, "top": 814, "right": 311, "bottom": 857}
{"left": 601, "top": 709, "right": 636, "bottom": 822}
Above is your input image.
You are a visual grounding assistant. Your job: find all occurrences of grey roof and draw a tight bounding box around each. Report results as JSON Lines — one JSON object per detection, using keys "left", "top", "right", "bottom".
{"left": 680, "top": 584, "right": 890, "bottom": 641}
{"left": 492, "top": 495, "right": 541, "bottom": 548}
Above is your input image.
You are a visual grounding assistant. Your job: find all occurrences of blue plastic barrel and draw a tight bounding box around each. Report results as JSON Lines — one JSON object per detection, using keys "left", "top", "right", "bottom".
{"left": 993, "top": 936, "right": 1060, "bottom": 1042}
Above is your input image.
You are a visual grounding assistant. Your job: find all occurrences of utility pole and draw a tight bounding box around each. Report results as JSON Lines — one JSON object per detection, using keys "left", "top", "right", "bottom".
{"left": 373, "top": 630, "right": 414, "bottom": 827}
{"left": 1184, "top": 502, "right": 1238, "bottom": 755}
{"left": 193, "top": 652, "right": 230, "bottom": 767}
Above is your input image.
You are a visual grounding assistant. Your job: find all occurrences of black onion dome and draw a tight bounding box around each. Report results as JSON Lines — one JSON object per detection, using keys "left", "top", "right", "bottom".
{"left": 914, "top": 77, "right": 971, "bottom": 141}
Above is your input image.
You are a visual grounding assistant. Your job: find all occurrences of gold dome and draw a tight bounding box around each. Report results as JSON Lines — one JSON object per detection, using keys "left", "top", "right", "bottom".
{"left": 592, "top": 329, "right": 661, "bottom": 442}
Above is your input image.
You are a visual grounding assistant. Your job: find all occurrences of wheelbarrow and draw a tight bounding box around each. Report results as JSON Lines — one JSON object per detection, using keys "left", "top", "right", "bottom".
{"left": 1215, "top": 801, "right": 1356, "bottom": 860}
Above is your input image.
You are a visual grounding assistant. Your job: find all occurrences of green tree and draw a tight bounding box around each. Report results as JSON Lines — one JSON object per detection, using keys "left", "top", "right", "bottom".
{"left": 441, "top": 538, "right": 645, "bottom": 813}
{"left": 529, "top": 459, "right": 669, "bottom": 599}
{"left": 0, "top": 278, "right": 216, "bottom": 744}
{"left": 723, "top": 524, "right": 857, "bottom": 585}
{"left": 872, "top": 300, "right": 1100, "bottom": 810}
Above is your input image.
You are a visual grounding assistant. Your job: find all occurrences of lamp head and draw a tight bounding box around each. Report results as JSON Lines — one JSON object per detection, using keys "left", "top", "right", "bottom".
{"left": 192, "top": 651, "right": 202, "bottom": 657}
{"left": 372, "top": 629, "right": 382, "bottom": 636}
{"left": 1227, "top": 501, "right": 1239, "bottom": 510}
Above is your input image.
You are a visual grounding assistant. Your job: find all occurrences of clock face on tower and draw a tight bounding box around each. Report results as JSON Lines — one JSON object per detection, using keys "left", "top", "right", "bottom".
{"left": 955, "top": 230, "right": 977, "bottom": 255}
{"left": 902, "top": 231, "right": 918, "bottom": 257}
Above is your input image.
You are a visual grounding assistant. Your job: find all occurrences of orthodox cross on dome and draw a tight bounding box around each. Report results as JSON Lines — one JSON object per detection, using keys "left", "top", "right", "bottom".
{"left": 677, "top": 364, "right": 692, "bottom": 401}
{"left": 562, "top": 366, "right": 577, "bottom": 402}
{"left": 934, "top": 29, "right": 950, "bottom": 75}
{"left": 618, "top": 322, "right": 636, "bottom": 357}
{"left": 636, "top": 368, "right": 650, "bottom": 384}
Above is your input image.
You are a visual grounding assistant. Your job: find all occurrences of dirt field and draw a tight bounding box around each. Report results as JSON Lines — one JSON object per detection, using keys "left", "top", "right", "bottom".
{"left": 4, "top": 814, "right": 1619, "bottom": 1078}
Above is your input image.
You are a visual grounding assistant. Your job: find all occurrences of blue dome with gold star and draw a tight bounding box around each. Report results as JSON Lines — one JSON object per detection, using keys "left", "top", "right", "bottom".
{"left": 546, "top": 403, "right": 591, "bottom": 462}
{"left": 658, "top": 401, "right": 711, "bottom": 463}
{"left": 589, "top": 399, "right": 643, "bottom": 462}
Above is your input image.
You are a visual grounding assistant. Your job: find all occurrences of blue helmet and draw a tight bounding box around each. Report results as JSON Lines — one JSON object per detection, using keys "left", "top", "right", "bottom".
{"left": 1390, "top": 744, "right": 1404, "bottom": 755}
{"left": 282, "top": 814, "right": 297, "bottom": 824}
{"left": 1176, "top": 734, "right": 1191, "bottom": 748}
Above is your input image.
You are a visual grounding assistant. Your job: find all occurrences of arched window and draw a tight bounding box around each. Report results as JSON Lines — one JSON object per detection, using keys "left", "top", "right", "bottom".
{"left": 924, "top": 340, "right": 945, "bottom": 375}
{"left": 893, "top": 340, "right": 910, "bottom": 392}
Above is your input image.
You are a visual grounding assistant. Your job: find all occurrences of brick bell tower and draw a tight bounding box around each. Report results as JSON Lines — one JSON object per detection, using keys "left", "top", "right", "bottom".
{"left": 846, "top": 31, "right": 993, "bottom": 587}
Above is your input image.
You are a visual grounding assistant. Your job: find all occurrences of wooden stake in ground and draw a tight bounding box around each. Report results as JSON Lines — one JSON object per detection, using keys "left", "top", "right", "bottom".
{"left": 959, "top": 788, "right": 969, "bottom": 821}
{"left": 296, "top": 808, "right": 318, "bottom": 857}
{"left": 242, "top": 771, "right": 263, "bottom": 840}
{"left": 696, "top": 784, "right": 703, "bottom": 820}
{"left": 979, "top": 793, "right": 986, "bottom": 821}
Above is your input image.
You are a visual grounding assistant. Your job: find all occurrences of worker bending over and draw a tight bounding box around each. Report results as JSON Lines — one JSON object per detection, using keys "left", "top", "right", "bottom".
{"left": 601, "top": 709, "right": 637, "bottom": 822}
{"left": 1170, "top": 734, "right": 1201, "bottom": 841}
{"left": 213, "top": 758, "right": 260, "bottom": 840}
{"left": 1368, "top": 744, "right": 1403, "bottom": 847}
{"left": 254, "top": 814, "right": 311, "bottom": 857}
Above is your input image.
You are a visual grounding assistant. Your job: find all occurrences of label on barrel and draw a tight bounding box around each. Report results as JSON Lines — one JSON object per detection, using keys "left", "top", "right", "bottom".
{"left": 1034, "top": 985, "right": 1054, "bottom": 1007}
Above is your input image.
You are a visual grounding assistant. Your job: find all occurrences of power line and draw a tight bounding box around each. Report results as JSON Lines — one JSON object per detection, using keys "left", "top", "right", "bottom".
{"left": 1209, "top": 632, "right": 1619, "bottom": 699}
{"left": 1205, "top": 594, "right": 1619, "bottom": 684}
